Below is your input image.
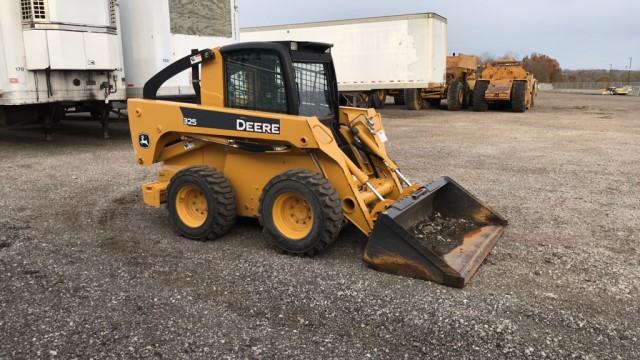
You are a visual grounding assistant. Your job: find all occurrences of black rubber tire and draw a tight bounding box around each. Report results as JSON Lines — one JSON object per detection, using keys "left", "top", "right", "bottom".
{"left": 393, "top": 90, "right": 405, "bottom": 105}
{"left": 370, "top": 90, "right": 387, "bottom": 109}
{"left": 473, "top": 80, "right": 489, "bottom": 112}
{"left": 167, "top": 166, "right": 237, "bottom": 241}
{"left": 511, "top": 81, "right": 527, "bottom": 113}
{"left": 447, "top": 80, "right": 465, "bottom": 111}
{"left": 464, "top": 85, "right": 474, "bottom": 109}
{"left": 259, "top": 169, "right": 343, "bottom": 256}
{"left": 404, "top": 88, "right": 423, "bottom": 110}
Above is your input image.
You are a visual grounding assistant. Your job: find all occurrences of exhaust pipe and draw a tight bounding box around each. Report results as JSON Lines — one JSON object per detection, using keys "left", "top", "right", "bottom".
{"left": 364, "top": 177, "right": 507, "bottom": 288}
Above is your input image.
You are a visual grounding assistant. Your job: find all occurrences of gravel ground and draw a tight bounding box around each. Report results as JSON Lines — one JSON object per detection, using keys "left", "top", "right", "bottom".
{"left": 1, "top": 93, "right": 639, "bottom": 359}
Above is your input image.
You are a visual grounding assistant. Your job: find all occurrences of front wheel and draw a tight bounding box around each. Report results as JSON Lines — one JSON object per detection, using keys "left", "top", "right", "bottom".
{"left": 447, "top": 80, "right": 465, "bottom": 111}
{"left": 405, "top": 88, "right": 423, "bottom": 110}
{"left": 259, "top": 169, "right": 343, "bottom": 256}
{"left": 473, "top": 81, "right": 489, "bottom": 112}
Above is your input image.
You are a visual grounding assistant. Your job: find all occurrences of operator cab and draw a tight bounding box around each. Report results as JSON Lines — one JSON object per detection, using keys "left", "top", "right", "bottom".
{"left": 143, "top": 41, "right": 341, "bottom": 130}
{"left": 219, "top": 41, "right": 340, "bottom": 128}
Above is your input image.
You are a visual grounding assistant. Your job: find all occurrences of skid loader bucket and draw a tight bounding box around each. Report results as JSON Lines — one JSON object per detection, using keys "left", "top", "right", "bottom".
{"left": 364, "top": 177, "right": 507, "bottom": 288}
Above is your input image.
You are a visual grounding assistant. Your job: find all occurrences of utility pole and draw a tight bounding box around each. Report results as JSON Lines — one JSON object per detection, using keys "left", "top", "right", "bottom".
{"left": 608, "top": 64, "right": 613, "bottom": 88}
{"left": 629, "top": 57, "right": 633, "bottom": 85}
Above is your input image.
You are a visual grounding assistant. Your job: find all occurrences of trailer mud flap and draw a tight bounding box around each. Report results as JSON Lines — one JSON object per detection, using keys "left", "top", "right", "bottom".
{"left": 364, "top": 177, "right": 507, "bottom": 288}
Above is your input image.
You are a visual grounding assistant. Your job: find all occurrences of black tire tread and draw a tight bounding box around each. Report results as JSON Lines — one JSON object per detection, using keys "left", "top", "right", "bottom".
{"left": 447, "top": 80, "right": 464, "bottom": 111}
{"left": 511, "top": 81, "right": 527, "bottom": 113}
{"left": 473, "top": 80, "right": 489, "bottom": 112}
{"left": 405, "top": 89, "right": 423, "bottom": 110}
{"left": 259, "top": 169, "right": 343, "bottom": 256}
{"left": 169, "top": 166, "right": 237, "bottom": 240}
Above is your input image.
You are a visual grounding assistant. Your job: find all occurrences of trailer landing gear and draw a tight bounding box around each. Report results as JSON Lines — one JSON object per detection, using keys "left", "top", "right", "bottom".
{"left": 43, "top": 104, "right": 63, "bottom": 141}
{"left": 99, "top": 106, "right": 111, "bottom": 140}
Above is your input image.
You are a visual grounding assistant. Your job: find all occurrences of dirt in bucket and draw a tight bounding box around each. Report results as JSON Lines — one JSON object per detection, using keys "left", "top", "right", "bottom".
{"left": 410, "top": 212, "right": 476, "bottom": 256}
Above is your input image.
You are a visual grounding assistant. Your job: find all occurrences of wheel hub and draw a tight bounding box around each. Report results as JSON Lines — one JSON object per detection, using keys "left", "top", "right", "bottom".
{"left": 176, "top": 184, "right": 208, "bottom": 228}
{"left": 272, "top": 192, "right": 313, "bottom": 240}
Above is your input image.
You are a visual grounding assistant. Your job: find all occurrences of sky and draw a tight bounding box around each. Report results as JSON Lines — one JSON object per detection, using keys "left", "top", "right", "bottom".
{"left": 238, "top": 0, "right": 640, "bottom": 70}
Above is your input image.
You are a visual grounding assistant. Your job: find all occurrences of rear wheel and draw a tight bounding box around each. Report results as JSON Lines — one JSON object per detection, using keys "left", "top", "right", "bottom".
{"left": 511, "top": 81, "right": 527, "bottom": 113}
{"left": 405, "top": 88, "right": 423, "bottom": 110}
{"left": 260, "top": 169, "right": 343, "bottom": 256}
{"left": 464, "top": 85, "right": 474, "bottom": 109}
{"left": 167, "top": 166, "right": 237, "bottom": 240}
{"left": 473, "top": 81, "right": 489, "bottom": 112}
{"left": 447, "top": 80, "right": 465, "bottom": 111}
{"left": 370, "top": 90, "right": 387, "bottom": 108}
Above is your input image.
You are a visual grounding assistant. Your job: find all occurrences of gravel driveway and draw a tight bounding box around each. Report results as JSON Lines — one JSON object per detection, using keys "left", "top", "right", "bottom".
{"left": 1, "top": 93, "right": 638, "bottom": 359}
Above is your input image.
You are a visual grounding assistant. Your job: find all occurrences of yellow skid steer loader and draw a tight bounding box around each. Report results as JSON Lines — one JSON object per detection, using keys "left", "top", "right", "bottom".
{"left": 128, "top": 42, "right": 507, "bottom": 288}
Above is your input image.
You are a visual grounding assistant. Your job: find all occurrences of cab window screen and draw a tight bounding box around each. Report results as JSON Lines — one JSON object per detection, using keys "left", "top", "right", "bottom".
{"left": 225, "top": 52, "right": 287, "bottom": 114}
{"left": 294, "top": 62, "right": 333, "bottom": 119}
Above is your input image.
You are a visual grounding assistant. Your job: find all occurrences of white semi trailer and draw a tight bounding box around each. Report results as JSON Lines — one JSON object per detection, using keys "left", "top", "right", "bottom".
{"left": 241, "top": 13, "right": 448, "bottom": 110}
{"left": 0, "top": 0, "right": 238, "bottom": 139}
{"left": 0, "top": 0, "right": 126, "bottom": 139}
{"left": 119, "top": 0, "right": 238, "bottom": 98}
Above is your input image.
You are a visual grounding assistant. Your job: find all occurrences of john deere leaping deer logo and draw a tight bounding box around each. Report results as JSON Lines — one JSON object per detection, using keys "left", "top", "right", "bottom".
{"left": 138, "top": 133, "right": 150, "bottom": 149}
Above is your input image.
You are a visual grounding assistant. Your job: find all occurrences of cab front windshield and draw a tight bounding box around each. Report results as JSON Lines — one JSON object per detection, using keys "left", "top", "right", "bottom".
{"left": 293, "top": 62, "right": 335, "bottom": 120}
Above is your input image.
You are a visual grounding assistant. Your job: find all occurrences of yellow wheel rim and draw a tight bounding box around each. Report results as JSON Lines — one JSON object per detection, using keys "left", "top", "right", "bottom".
{"left": 272, "top": 192, "right": 313, "bottom": 240}
{"left": 175, "top": 184, "right": 208, "bottom": 228}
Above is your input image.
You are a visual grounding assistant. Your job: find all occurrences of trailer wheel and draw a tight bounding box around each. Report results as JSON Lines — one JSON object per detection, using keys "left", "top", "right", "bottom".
{"left": 393, "top": 90, "right": 405, "bottom": 105}
{"left": 405, "top": 89, "right": 423, "bottom": 110}
{"left": 370, "top": 90, "right": 387, "bottom": 108}
{"left": 473, "top": 81, "right": 489, "bottom": 112}
{"left": 260, "top": 169, "right": 343, "bottom": 256}
{"left": 167, "top": 166, "right": 237, "bottom": 241}
{"left": 511, "top": 81, "right": 527, "bottom": 113}
{"left": 447, "top": 80, "right": 465, "bottom": 111}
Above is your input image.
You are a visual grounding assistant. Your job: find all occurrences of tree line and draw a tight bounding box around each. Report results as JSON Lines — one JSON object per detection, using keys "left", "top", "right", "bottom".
{"left": 479, "top": 52, "right": 639, "bottom": 84}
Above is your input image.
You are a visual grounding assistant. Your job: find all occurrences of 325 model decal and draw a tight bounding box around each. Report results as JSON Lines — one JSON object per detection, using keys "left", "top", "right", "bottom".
{"left": 180, "top": 107, "right": 281, "bottom": 135}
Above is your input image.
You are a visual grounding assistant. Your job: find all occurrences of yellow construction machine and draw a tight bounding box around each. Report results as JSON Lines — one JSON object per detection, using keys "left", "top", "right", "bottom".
{"left": 473, "top": 60, "right": 538, "bottom": 112}
{"left": 444, "top": 54, "right": 480, "bottom": 111}
{"left": 603, "top": 86, "right": 631, "bottom": 96}
{"left": 128, "top": 42, "right": 507, "bottom": 288}
{"left": 399, "top": 54, "right": 479, "bottom": 111}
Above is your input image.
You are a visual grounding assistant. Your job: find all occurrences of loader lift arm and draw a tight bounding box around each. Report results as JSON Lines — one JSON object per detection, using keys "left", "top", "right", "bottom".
{"left": 142, "top": 48, "right": 215, "bottom": 103}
